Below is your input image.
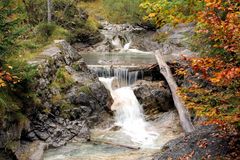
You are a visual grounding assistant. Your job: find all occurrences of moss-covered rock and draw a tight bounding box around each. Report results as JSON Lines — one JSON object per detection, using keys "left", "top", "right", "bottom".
{"left": 79, "top": 85, "right": 92, "bottom": 94}
{"left": 0, "top": 40, "right": 112, "bottom": 157}
{"left": 51, "top": 67, "right": 75, "bottom": 90}
{"left": 24, "top": 40, "right": 112, "bottom": 148}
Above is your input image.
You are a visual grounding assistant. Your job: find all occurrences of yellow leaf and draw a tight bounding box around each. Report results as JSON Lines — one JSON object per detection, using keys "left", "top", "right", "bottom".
{"left": 148, "top": 13, "right": 156, "bottom": 18}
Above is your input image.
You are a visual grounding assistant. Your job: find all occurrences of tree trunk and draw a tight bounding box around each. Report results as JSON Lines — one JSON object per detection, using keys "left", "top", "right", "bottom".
{"left": 155, "top": 51, "right": 195, "bottom": 133}
{"left": 47, "top": 0, "right": 52, "bottom": 23}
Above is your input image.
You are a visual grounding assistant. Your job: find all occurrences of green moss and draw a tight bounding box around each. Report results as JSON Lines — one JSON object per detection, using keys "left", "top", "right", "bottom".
{"left": 78, "top": 0, "right": 108, "bottom": 20}
{"left": 72, "top": 63, "right": 80, "bottom": 71}
{"left": 56, "top": 68, "right": 74, "bottom": 83}
{"left": 6, "top": 24, "right": 69, "bottom": 64}
{"left": 102, "top": 0, "right": 144, "bottom": 24}
{"left": 5, "top": 60, "right": 38, "bottom": 84}
{"left": 85, "top": 16, "right": 101, "bottom": 32}
{"left": 14, "top": 112, "right": 29, "bottom": 130}
{"left": 51, "top": 26, "right": 70, "bottom": 40}
{"left": 60, "top": 101, "right": 75, "bottom": 118}
{"left": 5, "top": 141, "right": 20, "bottom": 153}
{"left": 43, "top": 108, "right": 51, "bottom": 115}
{"left": 51, "top": 94, "right": 63, "bottom": 105}
{"left": 50, "top": 67, "right": 75, "bottom": 90}
{"left": 32, "top": 95, "right": 42, "bottom": 106}
{"left": 79, "top": 85, "right": 92, "bottom": 94}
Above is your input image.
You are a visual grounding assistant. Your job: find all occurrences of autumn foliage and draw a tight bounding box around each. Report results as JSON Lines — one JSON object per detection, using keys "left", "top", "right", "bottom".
{"left": 187, "top": 57, "right": 240, "bottom": 86}
{"left": 0, "top": 64, "right": 20, "bottom": 88}
{"left": 140, "top": 0, "right": 203, "bottom": 27}
{"left": 198, "top": 0, "right": 240, "bottom": 53}
{"left": 176, "top": 57, "right": 240, "bottom": 126}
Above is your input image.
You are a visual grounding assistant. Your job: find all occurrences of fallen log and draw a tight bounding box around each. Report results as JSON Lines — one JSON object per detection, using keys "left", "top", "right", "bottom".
{"left": 91, "top": 140, "right": 140, "bottom": 150}
{"left": 155, "top": 51, "right": 194, "bottom": 133}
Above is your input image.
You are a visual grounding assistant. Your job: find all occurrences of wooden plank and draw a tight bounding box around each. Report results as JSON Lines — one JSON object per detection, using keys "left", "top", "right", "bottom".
{"left": 155, "top": 51, "right": 194, "bottom": 133}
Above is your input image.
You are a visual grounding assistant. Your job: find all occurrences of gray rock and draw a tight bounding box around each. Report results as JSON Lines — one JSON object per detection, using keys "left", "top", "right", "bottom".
{"left": 0, "top": 123, "right": 24, "bottom": 149}
{"left": 29, "top": 142, "right": 47, "bottom": 160}
{"left": 133, "top": 80, "right": 174, "bottom": 113}
{"left": 157, "top": 24, "right": 174, "bottom": 33}
{"left": 26, "top": 131, "right": 38, "bottom": 140}
{"left": 34, "top": 130, "right": 49, "bottom": 141}
{"left": 153, "top": 125, "right": 239, "bottom": 160}
{"left": 14, "top": 141, "right": 47, "bottom": 160}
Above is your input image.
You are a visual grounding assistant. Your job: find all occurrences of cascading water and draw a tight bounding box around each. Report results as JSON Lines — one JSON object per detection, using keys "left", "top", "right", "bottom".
{"left": 123, "top": 41, "right": 131, "bottom": 50}
{"left": 112, "top": 35, "right": 123, "bottom": 49}
{"left": 89, "top": 63, "right": 157, "bottom": 145}
{"left": 90, "top": 66, "right": 140, "bottom": 87}
{"left": 99, "top": 77, "right": 158, "bottom": 147}
{"left": 111, "top": 34, "right": 132, "bottom": 51}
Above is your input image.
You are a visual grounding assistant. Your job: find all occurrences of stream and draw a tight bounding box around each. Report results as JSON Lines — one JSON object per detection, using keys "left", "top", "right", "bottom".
{"left": 44, "top": 22, "right": 184, "bottom": 160}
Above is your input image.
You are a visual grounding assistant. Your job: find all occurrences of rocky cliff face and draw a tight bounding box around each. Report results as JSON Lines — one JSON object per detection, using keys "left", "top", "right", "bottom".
{"left": 25, "top": 40, "right": 112, "bottom": 148}
{"left": 0, "top": 40, "right": 112, "bottom": 159}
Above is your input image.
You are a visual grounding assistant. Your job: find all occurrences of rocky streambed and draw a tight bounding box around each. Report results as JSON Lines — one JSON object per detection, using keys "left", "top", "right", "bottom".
{"left": 1, "top": 21, "right": 238, "bottom": 160}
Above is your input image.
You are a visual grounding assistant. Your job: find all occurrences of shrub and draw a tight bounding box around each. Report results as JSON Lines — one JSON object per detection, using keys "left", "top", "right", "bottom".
{"left": 103, "top": 0, "right": 144, "bottom": 24}
{"left": 140, "top": 0, "right": 204, "bottom": 27}
{"left": 36, "top": 23, "right": 57, "bottom": 40}
{"left": 66, "top": 28, "right": 103, "bottom": 45}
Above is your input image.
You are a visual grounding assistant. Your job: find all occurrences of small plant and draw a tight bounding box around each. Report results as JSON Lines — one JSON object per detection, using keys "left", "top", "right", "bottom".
{"left": 79, "top": 85, "right": 92, "bottom": 94}
{"left": 60, "top": 101, "right": 75, "bottom": 118}
{"left": 51, "top": 94, "right": 63, "bottom": 105}
{"left": 51, "top": 67, "right": 74, "bottom": 89}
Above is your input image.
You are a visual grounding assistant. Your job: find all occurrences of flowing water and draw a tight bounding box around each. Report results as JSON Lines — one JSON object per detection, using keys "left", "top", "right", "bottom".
{"left": 44, "top": 73, "right": 183, "bottom": 160}
{"left": 99, "top": 77, "right": 158, "bottom": 147}
{"left": 81, "top": 52, "right": 157, "bottom": 65}
{"left": 90, "top": 66, "right": 140, "bottom": 87}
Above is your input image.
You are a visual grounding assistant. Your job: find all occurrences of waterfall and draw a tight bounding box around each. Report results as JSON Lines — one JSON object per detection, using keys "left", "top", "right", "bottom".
{"left": 90, "top": 66, "right": 139, "bottom": 87}
{"left": 111, "top": 33, "right": 132, "bottom": 51}
{"left": 99, "top": 77, "right": 158, "bottom": 146}
{"left": 112, "top": 36, "right": 123, "bottom": 49}
{"left": 123, "top": 41, "right": 131, "bottom": 50}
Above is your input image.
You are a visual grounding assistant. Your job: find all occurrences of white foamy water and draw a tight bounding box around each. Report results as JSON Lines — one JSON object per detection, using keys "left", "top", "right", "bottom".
{"left": 123, "top": 41, "right": 131, "bottom": 50}
{"left": 92, "top": 67, "right": 139, "bottom": 87}
{"left": 112, "top": 36, "right": 122, "bottom": 49}
{"left": 99, "top": 77, "right": 158, "bottom": 147}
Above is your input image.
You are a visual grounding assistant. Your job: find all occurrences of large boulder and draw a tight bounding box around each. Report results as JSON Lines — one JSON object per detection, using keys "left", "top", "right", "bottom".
{"left": 153, "top": 125, "right": 239, "bottom": 160}
{"left": 133, "top": 80, "right": 174, "bottom": 115}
